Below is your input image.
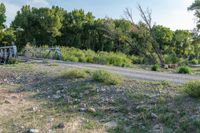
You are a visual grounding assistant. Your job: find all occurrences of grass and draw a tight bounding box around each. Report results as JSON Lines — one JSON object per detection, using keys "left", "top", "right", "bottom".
{"left": 1, "top": 63, "right": 200, "bottom": 133}
{"left": 62, "top": 69, "right": 123, "bottom": 85}
{"left": 92, "top": 70, "right": 123, "bottom": 85}
{"left": 33, "top": 46, "right": 132, "bottom": 67}
{"left": 184, "top": 80, "right": 200, "bottom": 98}
{"left": 62, "top": 69, "right": 90, "bottom": 79}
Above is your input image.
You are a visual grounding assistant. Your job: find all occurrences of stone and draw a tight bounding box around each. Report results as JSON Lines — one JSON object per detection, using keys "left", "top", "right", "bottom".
{"left": 4, "top": 100, "right": 11, "bottom": 104}
{"left": 52, "top": 94, "right": 61, "bottom": 99}
{"left": 57, "top": 123, "right": 65, "bottom": 128}
{"left": 11, "top": 96, "right": 18, "bottom": 99}
{"left": 32, "top": 106, "right": 38, "bottom": 112}
{"left": 79, "top": 108, "right": 87, "bottom": 112}
{"left": 152, "top": 124, "right": 163, "bottom": 133}
{"left": 164, "top": 64, "right": 169, "bottom": 69}
{"left": 56, "top": 90, "right": 61, "bottom": 94}
{"left": 27, "top": 129, "right": 39, "bottom": 133}
{"left": 151, "top": 113, "right": 158, "bottom": 119}
{"left": 104, "top": 121, "right": 117, "bottom": 128}
{"left": 84, "top": 90, "right": 90, "bottom": 95}
{"left": 88, "top": 107, "right": 96, "bottom": 113}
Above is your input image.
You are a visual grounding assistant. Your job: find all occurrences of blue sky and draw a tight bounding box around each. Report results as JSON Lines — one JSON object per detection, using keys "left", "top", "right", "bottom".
{"left": 0, "top": 0, "right": 196, "bottom": 30}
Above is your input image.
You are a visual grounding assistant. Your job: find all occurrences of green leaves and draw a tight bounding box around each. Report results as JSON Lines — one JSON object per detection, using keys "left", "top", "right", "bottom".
{"left": 0, "top": 3, "right": 6, "bottom": 29}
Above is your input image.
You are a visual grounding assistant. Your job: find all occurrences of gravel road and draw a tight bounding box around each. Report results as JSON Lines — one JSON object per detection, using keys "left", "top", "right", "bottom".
{"left": 30, "top": 59, "right": 200, "bottom": 84}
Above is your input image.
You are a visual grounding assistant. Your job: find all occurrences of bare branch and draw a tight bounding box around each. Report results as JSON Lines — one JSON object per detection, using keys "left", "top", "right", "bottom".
{"left": 138, "top": 4, "right": 152, "bottom": 30}
{"left": 124, "top": 8, "right": 135, "bottom": 25}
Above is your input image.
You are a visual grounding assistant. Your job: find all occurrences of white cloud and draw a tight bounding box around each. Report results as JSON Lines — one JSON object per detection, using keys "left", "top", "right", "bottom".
{"left": 0, "top": 0, "right": 50, "bottom": 26}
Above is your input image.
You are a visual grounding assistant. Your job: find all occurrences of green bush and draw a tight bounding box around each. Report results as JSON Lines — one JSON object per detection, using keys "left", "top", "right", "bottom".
{"left": 164, "top": 54, "right": 180, "bottom": 64}
{"left": 7, "top": 58, "right": 18, "bottom": 64}
{"left": 184, "top": 80, "right": 200, "bottom": 98}
{"left": 151, "top": 64, "right": 160, "bottom": 71}
{"left": 191, "top": 59, "right": 199, "bottom": 65}
{"left": 61, "top": 47, "right": 132, "bottom": 67}
{"left": 178, "top": 66, "right": 192, "bottom": 74}
{"left": 62, "top": 69, "right": 89, "bottom": 79}
{"left": 92, "top": 70, "right": 122, "bottom": 85}
{"left": 130, "top": 55, "right": 144, "bottom": 64}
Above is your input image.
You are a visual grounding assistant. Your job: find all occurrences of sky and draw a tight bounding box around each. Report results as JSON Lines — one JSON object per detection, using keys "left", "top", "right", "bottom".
{"left": 0, "top": 0, "right": 196, "bottom": 30}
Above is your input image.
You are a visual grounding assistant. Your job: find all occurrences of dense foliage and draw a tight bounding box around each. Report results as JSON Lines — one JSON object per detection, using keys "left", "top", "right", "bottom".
{"left": 184, "top": 80, "right": 200, "bottom": 98}
{"left": 0, "top": 1, "right": 199, "bottom": 65}
{"left": 178, "top": 66, "right": 192, "bottom": 74}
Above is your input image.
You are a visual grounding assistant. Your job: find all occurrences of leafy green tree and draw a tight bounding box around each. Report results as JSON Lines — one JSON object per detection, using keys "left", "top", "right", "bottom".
{"left": 189, "top": 0, "right": 200, "bottom": 28}
{"left": 11, "top": 5, "right": 65, "bottom": 48}
{"left": 173, "top": 30, "right": 193, "bottom": 58}
{"left": 0, "top": 3, "right": 6, "bottom": 29}
{"left": 152, "top": 25, "right": 174, "bottom": 53}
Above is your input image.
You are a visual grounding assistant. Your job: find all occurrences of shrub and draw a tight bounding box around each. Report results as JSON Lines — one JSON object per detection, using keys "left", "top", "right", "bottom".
{"left": 191, "top": 59, "right": 199, "bottom": 65}
{"left": 164, "top": 54, "right": 180, "bottom": 64}
{"left": 61, "top": 47, "right": 133, "bottom": 67}
{"left": 7, "top": 58, "right": 18, "bottom": 64}
{"left": 130, "top": 55, "right": 144, "bottom": 64}
{"left": 178, "top": 66, "right": 192, "bottom": 74}
{"left": 92, "top": 70, "right": 122, "bottom": 85}
{"left": 62, "top": 69, "right": 89, "bottom": 79}
{"left": 184, "top": 80, "right": 200, "bottom": 98}
{"left": 151, "top": 64, "right": 160, "bottom": 71}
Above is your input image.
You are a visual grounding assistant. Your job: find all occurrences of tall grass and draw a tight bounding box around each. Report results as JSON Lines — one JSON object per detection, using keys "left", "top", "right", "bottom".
{"left": 61, "top": 47, "right": 132, "bottom": 67}
{"left": 22, "top": 45, "right": 133, "bottom": 67}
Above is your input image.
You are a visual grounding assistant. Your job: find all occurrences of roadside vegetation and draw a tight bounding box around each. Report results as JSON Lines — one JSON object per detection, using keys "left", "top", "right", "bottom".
{"left": 178, "top": 66, "right": 192, "bottom": 74}
{"left": 0, "top": 1, "right": 200, "bottom": 69}
{"left": 184, "top": 80, "right": 200, "bottom": 98}
{"left": 61, "top": 47, "right": 132, "bottom": 67}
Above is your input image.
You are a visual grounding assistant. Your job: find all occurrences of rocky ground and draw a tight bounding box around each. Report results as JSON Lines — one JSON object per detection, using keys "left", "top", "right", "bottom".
{"left": 0, "top": 62, "right": 200, "bottom": 133}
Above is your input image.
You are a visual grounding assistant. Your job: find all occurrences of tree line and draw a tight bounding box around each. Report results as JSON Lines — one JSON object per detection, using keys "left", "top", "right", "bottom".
{"left": 0, "top": 1, "right": 200, "bottom": 65}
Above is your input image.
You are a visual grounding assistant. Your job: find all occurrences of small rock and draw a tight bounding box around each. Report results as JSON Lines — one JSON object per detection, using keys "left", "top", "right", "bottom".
{"left": 56, "top": 90, "right": 61, "bottom": 94}
{"left": 11, "top": 96, "right": 18, "bottom": 99}
{"left": 27, "top": 128, "right": 39, "bottom": 133}
{"left": 151, "top": 113, "right": 158, "bottom": 119}
{"left": 84, "top": 90, "right": 90, "bottom": 95}
{"left": 74, "top": 99, "right": 80, "bottom": 103}
{"left": 48, "top": 117, "right": 54, "bottom": 122}
{"left": 152, "top": 124, "right": 163, "bottom": 133}
{"left": 104, "top": 121, "right": 117, "bottom": 128}
{"left": 57, "top": 123, "right": 65, "bottom": 128}
{"left": 79, "top": 108, "right": 87, "bottom": 112}
{"left": 52, "top": 95, "right": 61, "bottom": 99}
{"left": 4, "top": 100, "right": 11, "bottom": 104}
{"left": 79, "top": 93, "right": 83, "bottom": 98}
{"left": 32, "top": 106, "right": 38, "bottom": 112}
{"left": 164, "top": 64, "right": 169, "bottom": 69}
{"left": 88, "top": 107, "right": 96, "bottom": 113}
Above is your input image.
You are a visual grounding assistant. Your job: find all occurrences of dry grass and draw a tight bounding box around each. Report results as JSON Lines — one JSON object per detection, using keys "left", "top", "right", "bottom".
{"left": 0, "top": 63, "right": 200, "bottom": 133}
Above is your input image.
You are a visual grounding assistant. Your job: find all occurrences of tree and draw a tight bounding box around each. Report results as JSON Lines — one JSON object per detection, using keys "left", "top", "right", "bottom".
{"left": 152, "top": 25, "right": 174, "bottom": 53}
{"left": 138, "top": 5, "right": 165, "bottom": 66}
{"left": 173, "top": 30, "right": 193, "bottom": 58}
{"left": 11, "top": 5, "right": 65, "bottom": 48}
{"left": 189, "top": 0, "right": 200, "bottom": 29}
{"left": 0, "top": 3, "right": 6, "bottom": 29}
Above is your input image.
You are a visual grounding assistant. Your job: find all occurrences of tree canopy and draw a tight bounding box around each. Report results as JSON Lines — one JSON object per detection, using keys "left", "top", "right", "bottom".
{"left": 0, "top": 2, "right": 199, "bottom": 65}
